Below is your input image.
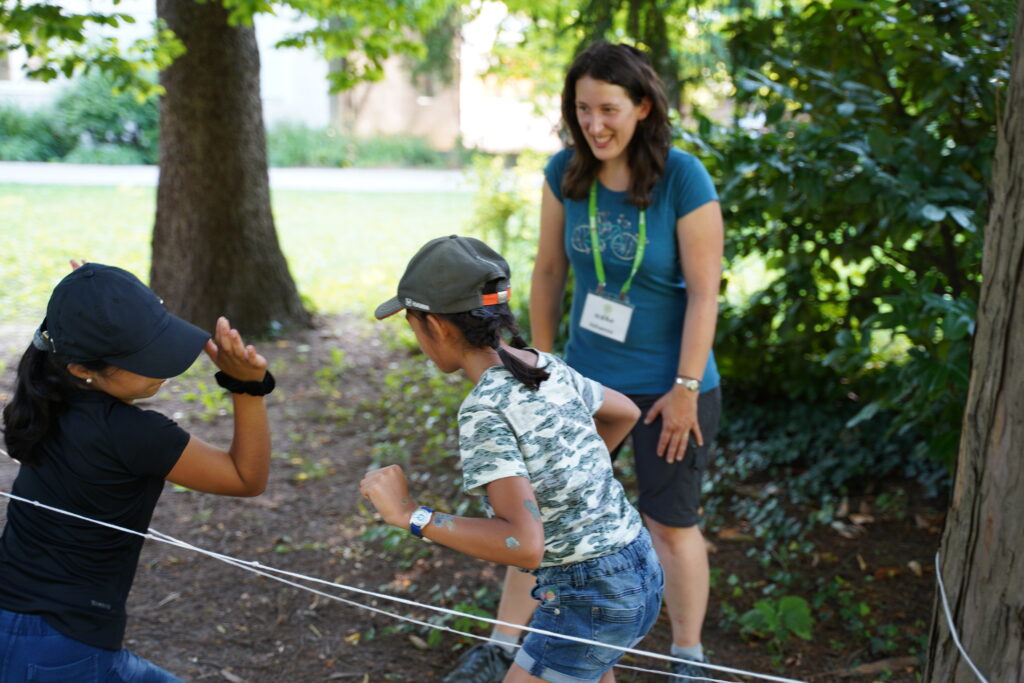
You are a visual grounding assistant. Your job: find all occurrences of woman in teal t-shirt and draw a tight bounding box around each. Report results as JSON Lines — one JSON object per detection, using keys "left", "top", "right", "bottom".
{"left": 442, "top": 41, "right": 725, "bottom": 682}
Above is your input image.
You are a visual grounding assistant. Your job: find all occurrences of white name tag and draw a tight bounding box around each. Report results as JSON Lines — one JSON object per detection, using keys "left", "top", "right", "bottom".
{"left": 580, "top": 291, "right": 634, "bottom": 343}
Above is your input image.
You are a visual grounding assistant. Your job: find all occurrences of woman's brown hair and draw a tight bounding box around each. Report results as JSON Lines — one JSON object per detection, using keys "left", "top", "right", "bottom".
{"left": 560, "top": 41, "right": 671, "bottom": 209}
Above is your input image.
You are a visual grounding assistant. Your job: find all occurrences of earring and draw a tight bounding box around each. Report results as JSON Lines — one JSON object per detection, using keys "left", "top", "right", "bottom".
{"left": 86, "top": 378, "right": 93, "bottom": 384}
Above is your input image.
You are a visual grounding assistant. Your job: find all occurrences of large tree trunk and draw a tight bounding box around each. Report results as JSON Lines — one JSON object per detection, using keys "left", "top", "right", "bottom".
{"left": 152, "top": 0, "right": 311, "bottom": 335}
{"left": 925, "top": 0, "right": 1024, "bottom": 679}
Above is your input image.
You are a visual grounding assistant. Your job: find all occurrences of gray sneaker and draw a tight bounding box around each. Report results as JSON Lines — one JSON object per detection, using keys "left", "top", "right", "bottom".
{"left": 670, "top": 654, "right": 710, "bottom": 680}
{"left": 442, "top": 642, "right": 515, "bottom": 683}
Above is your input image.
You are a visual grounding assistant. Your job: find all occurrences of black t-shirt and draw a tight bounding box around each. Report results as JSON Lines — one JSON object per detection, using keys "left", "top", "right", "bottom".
{"left": 0, "top": 390, "right": 189, "bottom": 650}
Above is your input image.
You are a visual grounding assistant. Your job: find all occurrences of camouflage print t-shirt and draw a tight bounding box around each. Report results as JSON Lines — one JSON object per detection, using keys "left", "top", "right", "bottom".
{"left": 458, "top": 351, "right": 642, "bottom": 567}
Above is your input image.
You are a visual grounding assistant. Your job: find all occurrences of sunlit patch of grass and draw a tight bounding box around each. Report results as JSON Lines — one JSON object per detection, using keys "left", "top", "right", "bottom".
{"left": 0, "top": 184, "right": 154, "bottom": 322}
{"left": 0, "top": 184, "right": 475, "bottom": 322}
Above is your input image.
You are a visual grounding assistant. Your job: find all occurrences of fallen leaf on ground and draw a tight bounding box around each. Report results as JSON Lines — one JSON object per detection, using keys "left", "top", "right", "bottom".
{"left": 849, "top": 513, "right": 875, "bottom": 525}
{"left": 837, "top": 655, "right": 920, "bottom": 677}
{"left": 717, "top": 528, "right": 756, "bottom": 542}
{"left": 832, "top": 520, "right": 865, "bottom": 539}
{"left": 873, "top": 566, "right": 902, "bottom": 580}
{"left": 914, "top": 512, "right": 944, "bottom": 533}
{"left": 907, "top": 560, "right": 924, "bottom": 577}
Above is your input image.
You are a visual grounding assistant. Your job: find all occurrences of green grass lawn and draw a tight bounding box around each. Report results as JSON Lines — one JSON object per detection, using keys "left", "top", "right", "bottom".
{"left": 0, "top": 184, "right": 476, "bottom": 322}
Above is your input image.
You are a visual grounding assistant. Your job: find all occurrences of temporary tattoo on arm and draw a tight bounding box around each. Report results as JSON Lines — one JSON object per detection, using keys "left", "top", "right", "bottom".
{"left": 524, "top": 500, "right": 541, "bottom": 521}
{"left": 505, "top": 537, "right": 521, "bottom": 550}
{"left": 433, "top": 513, "right": 456, "bottom": 532}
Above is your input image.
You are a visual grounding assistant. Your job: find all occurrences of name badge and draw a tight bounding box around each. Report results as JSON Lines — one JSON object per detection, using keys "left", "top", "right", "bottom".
{"left": 580, "top": 291, "right": 634, "bottom": 343}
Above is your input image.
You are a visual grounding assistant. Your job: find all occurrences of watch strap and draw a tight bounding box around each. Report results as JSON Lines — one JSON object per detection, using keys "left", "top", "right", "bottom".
{"left": 409, "top": 506, "right": 434, "bottom": 538}
{"left": 674, "top": 375, "right": 701, "bottom": 391}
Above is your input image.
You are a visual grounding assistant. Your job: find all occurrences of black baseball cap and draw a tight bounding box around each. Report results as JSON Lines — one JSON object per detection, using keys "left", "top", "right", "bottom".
{"left": 39, "top": 264, "right": 210, "bottom": 379}
{"left": 374, "top": 235, "right": 511, "bottom": 320}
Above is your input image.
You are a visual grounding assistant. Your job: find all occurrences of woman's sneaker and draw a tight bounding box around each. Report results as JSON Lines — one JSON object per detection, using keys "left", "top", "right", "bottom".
{"left": 442, "top": 642, "right": 514, "bottom": 682}
{"left": 671, "top": 654, "right": 710, "bottom": 679}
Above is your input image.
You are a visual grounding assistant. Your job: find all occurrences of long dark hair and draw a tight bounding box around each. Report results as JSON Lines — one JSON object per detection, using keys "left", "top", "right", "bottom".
{"left": 1, "top": 345, "right": 105, "bottom": 465}
{"left": 410, "top": 304, "right": 550, "bottom": 390}
{"left": 560, "top": 41, "right": 671, "bottom": 209}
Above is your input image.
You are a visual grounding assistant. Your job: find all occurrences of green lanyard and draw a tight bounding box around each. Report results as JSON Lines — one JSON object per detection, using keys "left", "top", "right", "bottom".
{"left": 588, "top": 180, "right": 646, "bottom": 299}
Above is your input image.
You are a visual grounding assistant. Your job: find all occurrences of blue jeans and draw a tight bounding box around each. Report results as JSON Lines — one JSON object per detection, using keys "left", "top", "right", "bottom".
{"left": 515, "top": 528, "right": 664, "bottom": 683}
{"left": 0, "top": 609, "right": 182, "bottom": 682}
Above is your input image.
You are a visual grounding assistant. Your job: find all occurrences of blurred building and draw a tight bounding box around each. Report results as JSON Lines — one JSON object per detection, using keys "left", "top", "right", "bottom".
{"left": 0, "top": 0, "right": 560, "bottom": 154}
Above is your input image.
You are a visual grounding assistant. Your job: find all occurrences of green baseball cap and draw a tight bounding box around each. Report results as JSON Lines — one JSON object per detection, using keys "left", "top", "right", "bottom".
{"left": 374, "top": 235, "right": 511, "bottom": 320}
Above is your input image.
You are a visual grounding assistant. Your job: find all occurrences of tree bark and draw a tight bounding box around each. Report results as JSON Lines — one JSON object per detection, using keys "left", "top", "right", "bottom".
{"left": 152, "top": 0, "right": 311, "bottom": 335}
{"left": 925, "top": 0, "right": 1024, "bottom": 679}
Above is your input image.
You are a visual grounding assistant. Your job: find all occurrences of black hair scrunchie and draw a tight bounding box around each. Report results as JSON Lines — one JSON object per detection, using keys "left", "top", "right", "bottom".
{"left": 214, "top": 370, "right": 276, "bottom": 396}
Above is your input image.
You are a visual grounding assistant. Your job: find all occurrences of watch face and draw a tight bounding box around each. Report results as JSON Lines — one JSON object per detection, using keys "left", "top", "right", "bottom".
{"left": 411, "top": 509, "right": 431, "bottom": 526}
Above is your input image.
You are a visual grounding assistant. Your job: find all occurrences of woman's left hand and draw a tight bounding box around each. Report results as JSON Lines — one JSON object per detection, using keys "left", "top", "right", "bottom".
{"left": 644, "top": 388, "right": 702, "bottom": 463}
{"left": 360, "top": 464, "right": 417, "bottom": 528}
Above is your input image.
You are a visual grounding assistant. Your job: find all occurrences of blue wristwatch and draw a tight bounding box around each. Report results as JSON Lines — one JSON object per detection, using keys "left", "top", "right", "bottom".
{"left": 409, "top": 506, "right": 434, "bottom": 538}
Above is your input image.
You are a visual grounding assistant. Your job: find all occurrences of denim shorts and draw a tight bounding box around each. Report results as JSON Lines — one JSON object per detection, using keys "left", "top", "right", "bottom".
{"left": 0, "top": 608, "right": 182, "bottom": 683}
{"left": 514, "top": 528, "right": 664, "bottom": 683}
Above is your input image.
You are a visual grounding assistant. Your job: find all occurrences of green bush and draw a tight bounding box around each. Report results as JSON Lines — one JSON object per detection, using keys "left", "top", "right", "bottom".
{"left": 55, "top": 72, "right": 160, "bottom": 164}
{"left": 266, "top": 123, "right": 453, "bottom": 169}
{"left": 686, "top": 0, "right": 1010, "bottom": 470}
{"left": 352, "top": 134, "right": 447, "bottom": 168}
{"left": 0, "top": 105, "right": 75, "bottom": 161}
{"left": 64, "top": 143, "right": 149, "bottom": 165}
{"left": 0, "top": 73, "right": 158, "bottom": 163}
{"left": 266, "top": 123, "right": 355, "bottom": 167}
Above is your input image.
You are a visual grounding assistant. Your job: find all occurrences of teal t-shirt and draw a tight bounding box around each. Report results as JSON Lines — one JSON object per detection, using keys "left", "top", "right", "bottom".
{"left": 544, "top": 147, "right": 720, "bottom": 395}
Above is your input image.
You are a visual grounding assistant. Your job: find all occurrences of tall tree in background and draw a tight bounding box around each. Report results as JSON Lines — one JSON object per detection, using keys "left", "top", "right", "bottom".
{"left": 924, "top": 0, "right": 1024, "bottom": 677}
{"left": 151, "top": 0, "right": 308, "bottom": 334}
{"left": 1, "top": 0, "right": 452, "bottom": 335}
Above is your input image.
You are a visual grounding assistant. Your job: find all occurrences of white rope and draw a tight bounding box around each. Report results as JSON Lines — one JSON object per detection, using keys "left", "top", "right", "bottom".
{"left": 934, "top": 552, "right": 989, "bottom": 683}
{"left": 0, "top": 489, "right": 807, "bottom": 683}
{"left": 148, "top": 528, "right": 740, "bottom": 683}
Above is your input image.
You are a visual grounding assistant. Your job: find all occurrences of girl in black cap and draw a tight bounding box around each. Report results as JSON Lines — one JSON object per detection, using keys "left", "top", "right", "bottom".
{"left": 0, "top": 263, "right": 275, "bottom": 682}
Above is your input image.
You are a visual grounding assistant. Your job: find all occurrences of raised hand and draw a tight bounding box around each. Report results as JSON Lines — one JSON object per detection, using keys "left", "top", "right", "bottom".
{"left": 203, "top": 316, "right": 268, "bottom": 382}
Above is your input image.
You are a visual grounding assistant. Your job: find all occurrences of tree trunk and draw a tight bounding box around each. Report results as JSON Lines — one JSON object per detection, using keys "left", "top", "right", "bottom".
{"left": 925, "top": 0, "right": 1024, "bottom": 679}
{"left": 152, "top": 0, "right": 311, "bottom": 335}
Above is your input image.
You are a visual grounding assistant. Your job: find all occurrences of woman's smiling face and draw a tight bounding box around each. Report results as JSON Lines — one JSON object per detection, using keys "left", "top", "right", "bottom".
{"left": 574, "top": 75, "right": 651, "bottom": 166}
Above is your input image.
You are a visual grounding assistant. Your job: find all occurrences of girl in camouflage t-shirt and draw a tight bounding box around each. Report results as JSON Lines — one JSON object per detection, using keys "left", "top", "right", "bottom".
{"left": 361, "top": 235, "right": 663, "bottom": 683}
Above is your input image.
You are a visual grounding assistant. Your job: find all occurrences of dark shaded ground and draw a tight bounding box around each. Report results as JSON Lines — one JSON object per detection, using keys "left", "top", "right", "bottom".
{"left": 0, "top": 315, "right": 940, "bottom": 682}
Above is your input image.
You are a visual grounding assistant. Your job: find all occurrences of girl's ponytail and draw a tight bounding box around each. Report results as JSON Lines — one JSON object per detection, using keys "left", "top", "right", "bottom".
{"left": 494, "top": 323, "right": 549, "bottom": 391}
{"left": 2, "top": 344, "right": 101, "bottom": 465}
{"left": 412, "top": 304, "right": 550, "bottom": 390}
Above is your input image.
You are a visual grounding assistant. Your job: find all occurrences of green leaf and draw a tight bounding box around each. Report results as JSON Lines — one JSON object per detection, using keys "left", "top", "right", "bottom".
{"left": 947, "top": 206, "right": 975, "bottom": 231}
{"left": 921, "top": 204, "right": 947, "bottom": 222}
{"left": 846, "top": 401, "right": 881, "bottom": 428}
{"left": 778, "top": 596, "right": 814, "bottom": 640}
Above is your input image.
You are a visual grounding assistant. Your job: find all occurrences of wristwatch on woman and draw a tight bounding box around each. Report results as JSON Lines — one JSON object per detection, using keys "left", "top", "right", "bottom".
{"left": 675, "top": 375, "right": 701, "bottom": 392}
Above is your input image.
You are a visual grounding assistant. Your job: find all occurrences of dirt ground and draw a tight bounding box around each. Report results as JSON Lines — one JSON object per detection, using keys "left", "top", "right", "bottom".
{"left": 0, "top": 315, "right": 940, "bottom": 682}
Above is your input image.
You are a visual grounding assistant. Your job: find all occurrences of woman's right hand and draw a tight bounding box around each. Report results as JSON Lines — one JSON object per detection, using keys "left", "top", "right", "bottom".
{"left": 204, "top": 316, "right": 267, "bottom": 381}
